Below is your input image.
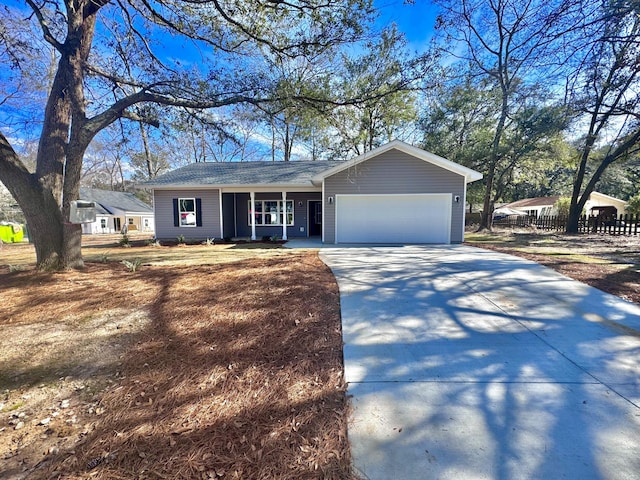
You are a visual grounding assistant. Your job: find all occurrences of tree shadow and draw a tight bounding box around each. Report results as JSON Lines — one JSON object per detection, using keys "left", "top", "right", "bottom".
{"left": 23, "top": 253, "right": 355, "bottom": 479}
{"left": 322, "top": 245, "right": 640, "bottom": 479}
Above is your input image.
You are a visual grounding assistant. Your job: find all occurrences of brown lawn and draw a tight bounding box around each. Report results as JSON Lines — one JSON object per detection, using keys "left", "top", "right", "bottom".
{"left": 0, "top": 240, "right": 357, "bottom": 479}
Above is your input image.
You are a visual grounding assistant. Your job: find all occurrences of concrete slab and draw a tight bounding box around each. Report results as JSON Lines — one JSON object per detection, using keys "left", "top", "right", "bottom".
{"left": 320, "top": 245, "right": 640, "bottom": 480}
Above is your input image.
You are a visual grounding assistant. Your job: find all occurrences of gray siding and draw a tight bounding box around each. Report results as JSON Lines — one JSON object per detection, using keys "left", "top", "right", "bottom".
{"left": 154, "top": 189, "right": 221, "bottom": 240}
{"left": 235, "top": 192, "right": 321, "bottom": 238}
{"left": 324, "top": 150, "right": 466, "bottom": 243}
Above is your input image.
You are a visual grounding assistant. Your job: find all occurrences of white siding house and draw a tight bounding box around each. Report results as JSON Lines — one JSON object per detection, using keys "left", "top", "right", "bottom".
{"left": 79, "top": 188, "right": 154, "bottom": 234}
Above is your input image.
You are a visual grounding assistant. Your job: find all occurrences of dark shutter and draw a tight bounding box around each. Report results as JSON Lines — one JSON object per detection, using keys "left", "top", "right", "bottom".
{"left": 196, "top": 198, "right": 203, "bottom": 226}
{"left": 173, "top": 199, "right": 179, "bottom": 227}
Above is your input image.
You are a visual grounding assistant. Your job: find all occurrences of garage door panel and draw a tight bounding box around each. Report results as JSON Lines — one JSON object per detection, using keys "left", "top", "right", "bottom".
{"left": 336, "top": 194, "right": 451, "bottom": 244}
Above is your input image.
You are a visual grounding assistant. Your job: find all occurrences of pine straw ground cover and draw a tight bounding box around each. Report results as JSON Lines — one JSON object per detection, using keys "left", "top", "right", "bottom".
{"left": 0, "top": 249, "right": 357, "bottom": 479}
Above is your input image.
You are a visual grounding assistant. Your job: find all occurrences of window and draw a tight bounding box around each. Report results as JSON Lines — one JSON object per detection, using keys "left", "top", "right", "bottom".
{"left": 100, "top": 218, "right": 106, "bottom": 228}
{"left": 128, "top": 218, "right": 134, "bottom": 225}
{"left": 179, "top": 198, "right": 197, "bottom": 227}
{"left": 173, "top": 198, "right": 202, "bottom": 227}
{"left": 249, "top": 200, "right": 294, "bottom": 226}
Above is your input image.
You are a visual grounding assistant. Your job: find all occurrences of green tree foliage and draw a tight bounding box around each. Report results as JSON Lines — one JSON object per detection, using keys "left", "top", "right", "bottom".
{"left": 325, "top": 26, "right": 430, "bottom": 158}
{"left": 564, "top": 1, "right": 640, "bottom": 232}
{"left": 420, "top": 76, "right": 568, "bottom": 213}
{"left": 433, "top": 0, "right": 577, "bottom": 230}
{"left": 553, "top": 197, "right": 572, "bottom": 217}
{"left": 627, "top": 193, "right": 640, "bottom": 215}
{"left": 254, "top": 55, "right": 334, "bottom": 161}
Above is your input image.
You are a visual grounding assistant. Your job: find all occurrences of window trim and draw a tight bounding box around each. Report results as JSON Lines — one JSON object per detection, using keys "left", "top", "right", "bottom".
{"left": 248, "top": 199, "right": 294, "bottom": 226}
{"left": 179, "top": 197, "right": 197, "bottom": 227}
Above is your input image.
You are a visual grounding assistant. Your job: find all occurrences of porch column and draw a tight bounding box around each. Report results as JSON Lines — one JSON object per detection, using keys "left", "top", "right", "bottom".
{"left": 281, "top": 191, "right": 288, "bottom": 240}
{"left": 250, "top": 191, "right": 257, "bottom": 240}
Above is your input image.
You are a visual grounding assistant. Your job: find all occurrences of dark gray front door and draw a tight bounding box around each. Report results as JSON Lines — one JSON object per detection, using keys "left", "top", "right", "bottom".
{"left": 308, "top": 201, "right": 322, "bottom": 236}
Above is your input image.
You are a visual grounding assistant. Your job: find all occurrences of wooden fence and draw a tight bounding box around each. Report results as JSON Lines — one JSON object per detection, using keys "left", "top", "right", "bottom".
{"left": 493, "top": 213, "right": 640, "bottom": 235}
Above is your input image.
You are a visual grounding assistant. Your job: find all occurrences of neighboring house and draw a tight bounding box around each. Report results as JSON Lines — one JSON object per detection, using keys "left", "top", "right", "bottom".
{"left": 79, "top": 188, "right": 155, "bottom": 234}
{"left": 584, "top": 192, "right": 629, "bottom": 217}
{"left": 502, "top": 192, "right": 628, "bottom": 218}
{"left": 499, "top": 196, "right": 562, "bottom": 218}
{"left": 143, "top": 140, "right": 483, "bottom": 244}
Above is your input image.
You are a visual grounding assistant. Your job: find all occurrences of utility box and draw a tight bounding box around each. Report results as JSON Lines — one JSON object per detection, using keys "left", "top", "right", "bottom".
{"left": 0, "top": 223, "right": 24, "bottom": 243}
{"left": 69, "top": 200, "right": 97, "bottom": 224}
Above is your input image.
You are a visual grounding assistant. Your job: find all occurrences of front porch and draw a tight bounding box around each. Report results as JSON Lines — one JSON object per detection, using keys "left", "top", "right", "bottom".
{"left": 221, "top": 191, "right": 322, "bottom": 241}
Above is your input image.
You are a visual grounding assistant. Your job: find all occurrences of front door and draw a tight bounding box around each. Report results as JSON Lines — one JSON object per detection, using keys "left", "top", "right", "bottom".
{"left": 308, "top": 201, "right": 322, "bottom": 236}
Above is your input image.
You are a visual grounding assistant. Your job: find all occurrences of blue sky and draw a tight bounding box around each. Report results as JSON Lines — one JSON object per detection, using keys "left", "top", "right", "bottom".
{"left": 375, "top": 0, "right": 439, "bottom": 50}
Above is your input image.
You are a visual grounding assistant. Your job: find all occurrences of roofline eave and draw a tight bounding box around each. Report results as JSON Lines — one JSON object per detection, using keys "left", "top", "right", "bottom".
{"left": 145, "top": 183, "right": 321, "bottom": 191}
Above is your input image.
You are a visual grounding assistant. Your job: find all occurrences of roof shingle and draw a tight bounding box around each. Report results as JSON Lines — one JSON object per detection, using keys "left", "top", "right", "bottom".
{"left": 142, "top": 161, "right": 341, "bottom": 188}
{"left": 80, "top": 188, "right": 153, "bottom": 214}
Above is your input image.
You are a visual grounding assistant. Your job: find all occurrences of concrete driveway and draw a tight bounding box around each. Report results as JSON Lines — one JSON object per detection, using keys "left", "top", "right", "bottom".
{"left": 320, "top": 245, "right": 640, "bottom": 480}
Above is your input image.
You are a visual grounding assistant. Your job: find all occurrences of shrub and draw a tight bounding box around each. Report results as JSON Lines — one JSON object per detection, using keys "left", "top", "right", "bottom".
{"left": 176, "top": 234, "right": 186, "bottom": 245}
{"left": 119, "top": 232, "right": 131, "bottom": 247}
{"left": 203, "top": 237, "right": 216, "bottom": 246}
{"left": 121, "top": 258, "right": 143, "bottom": 272}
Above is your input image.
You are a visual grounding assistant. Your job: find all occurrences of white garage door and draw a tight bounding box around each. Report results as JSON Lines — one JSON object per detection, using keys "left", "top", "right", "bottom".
{"left": 335, "top": 194, "right": 452, "bottom": 244}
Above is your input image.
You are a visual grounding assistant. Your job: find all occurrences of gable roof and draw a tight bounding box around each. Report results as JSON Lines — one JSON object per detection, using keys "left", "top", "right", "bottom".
{"left": 505, "top": 191, "right": 628, "bottom": 210}
{"left": 312, "top": 140, "right": 483, "bottom": 184}
{"left": 506, "top": 196, "right": 561, "bottom": 209}
{"left": 589, "top": 191, "right": 627, "bottom": 204}
{"left": 80, "top": 188, "right": 153, "bottom": 215}
{"left": 143, "top": 160, "right": 340, "bottom": 189}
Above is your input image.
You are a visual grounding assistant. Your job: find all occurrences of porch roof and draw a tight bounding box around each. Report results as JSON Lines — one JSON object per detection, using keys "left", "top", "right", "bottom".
{"left": 143, "top": 161, "right": 340, "bottom": 189}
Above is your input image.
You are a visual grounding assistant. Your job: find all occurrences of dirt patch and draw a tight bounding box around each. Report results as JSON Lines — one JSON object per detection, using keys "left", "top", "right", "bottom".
{"left": 465, "top": 229, "right": 640, "bottom": 305}
{"left": 0, "top": 252, "right": 355, "bottom": 479}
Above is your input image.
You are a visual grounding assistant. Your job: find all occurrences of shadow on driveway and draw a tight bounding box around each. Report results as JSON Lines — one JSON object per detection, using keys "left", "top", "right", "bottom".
{"left": 321, "top": 245, "right": 640, "bottom": 480}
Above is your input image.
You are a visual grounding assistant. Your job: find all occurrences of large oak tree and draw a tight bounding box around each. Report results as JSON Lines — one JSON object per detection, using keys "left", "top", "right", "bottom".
{"left": 0, "top": 0, "right": 373, "bottom": 269}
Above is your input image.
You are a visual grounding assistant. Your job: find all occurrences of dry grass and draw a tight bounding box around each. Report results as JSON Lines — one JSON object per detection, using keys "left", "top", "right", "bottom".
{"left": 0, "top": 243, "right": 356, "bottom": 479}
{"left": 465, "top": 228, "right": 640, "bottom": 305}
{"left": 0, "top": 234, "right": 290, "bottom": 270}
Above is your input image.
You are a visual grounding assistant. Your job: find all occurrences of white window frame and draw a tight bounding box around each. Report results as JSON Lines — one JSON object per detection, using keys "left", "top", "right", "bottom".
{"left": 179, "top": 198, "right": 197, "bottom": 227}
{"left": 248, "top": 200, "right": 294, "bottom": 226}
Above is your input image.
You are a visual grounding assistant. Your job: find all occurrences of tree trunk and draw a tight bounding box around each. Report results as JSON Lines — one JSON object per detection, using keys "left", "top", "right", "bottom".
{"left": 566, "top": 203, "right": 581, "bottom": 234}
{"left": 477, "top": 89, "right": 509, "bottom": 232}
{"left": 0, "top": 5, "right": 100, "bottom": 270}
{"left": 284, "top": 123, "right": 291, "bottom": 162}
{"left": 139, "top": 121, "right": 154, "bottom": 177}
{"left": 17, "top": 183, "right": 64, "bottom": 269}
{"left": 478, "top": 163, "right": 496, "bottom": 231}
{"left": 0, "top": 134, "right": 64, "bottom": 268}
